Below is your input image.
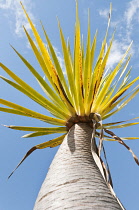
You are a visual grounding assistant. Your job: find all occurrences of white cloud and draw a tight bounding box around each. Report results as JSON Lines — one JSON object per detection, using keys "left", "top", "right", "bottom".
{"left": 0, "top": 0, "right": 11, "bottom": 9}
{"left": 98, "top": 8, "right": 130, "bottom": 69}
{"left": 99, "top": 9, "right": 109, "bottom": 19}
{"left": 106, "top": 40, "right": 131, "bottom": 69}
{"left": 0, "top": 0, "right": 35, "bottom": 37}
{"left": 98, "top": 2, "right": 139, "bottom": 69}
{"left": 124, "top": 0, "right": 139, "bottom": 27}
{"left": 123, "top": 0, "right": 139, "bottom": 44}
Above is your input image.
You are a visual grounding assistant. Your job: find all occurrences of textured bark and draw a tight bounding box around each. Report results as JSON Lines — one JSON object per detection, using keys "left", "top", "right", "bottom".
{"left": 34, "top": 123, "right": 123, "bottom": 210}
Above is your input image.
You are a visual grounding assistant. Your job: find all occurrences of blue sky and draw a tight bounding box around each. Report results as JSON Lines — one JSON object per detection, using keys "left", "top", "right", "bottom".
{"left": 0, "top": 0, "right": 139, "bottom": 209}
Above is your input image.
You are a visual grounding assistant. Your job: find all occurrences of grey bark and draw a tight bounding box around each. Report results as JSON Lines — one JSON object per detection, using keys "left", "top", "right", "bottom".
{"left": 34, "top": 123, "right": 123, "bottom": 210}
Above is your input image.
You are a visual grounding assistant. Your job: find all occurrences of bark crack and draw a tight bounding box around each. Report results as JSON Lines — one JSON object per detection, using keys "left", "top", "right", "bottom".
{"left": 38, "top": 178, "right": 82, "bottom": 202}
{"left": 57, "top": 178, "right": 81, "bottom": 186}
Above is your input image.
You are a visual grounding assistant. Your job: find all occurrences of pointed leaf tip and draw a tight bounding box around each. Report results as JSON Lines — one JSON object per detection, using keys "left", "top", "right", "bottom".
{"left": 8, "top": 146, "right": 37, "bottom": 179}
{"left": 2, "top": 124, "right": 10, "bottom": 128}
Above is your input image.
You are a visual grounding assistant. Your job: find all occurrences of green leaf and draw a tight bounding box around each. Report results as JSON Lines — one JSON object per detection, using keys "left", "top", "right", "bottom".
{"left": 41, "top": 23, "right": 74, "bottom": 107}
{"left": 91, "top": 35, "right": 114, "bottom": 112}
{"left": 21, "top": 5, "right": 75, "bottom": 115}
{"left": 92, "top": 42, "right": 133, "bottom": 114}
{"left": 22, "top": 130, "right": 66, "bottom": 138}
{"left": 73, "top": 1, "right": 85, "bottom": 116}
{"left": 11, "top": 46, "right": 71, "bottom": 114}
{"left": 0, "top": 63, "right": 71, "bottom": 119}
{"left": 84, "top": 31, "right": 98, "bottom": 115}
{"left": 0, "top": 99, "right": 66, "bottom": 126}
{"left": 0, "top": 76, "right": 67, "bottom": 119}
{"left": 58, "top": 22, "right": 77, "bottom": 112}
{"left": 102, "top": 84, "right": 139, "bottom": 118}
{"left": 36, "top": 134, "right": 65, "bottom": 149}
{"left": 105, "top": 122, "right": 139, "bottom": 129}
{"left": 5, "top": 125, "right": 67, "bottom": 138}
{"left": 104, "top": 137, "right": 139, "bottom": 141}
{"left": 83, "top": 10, "right": 91, "bottom": 102}
{"left": 0, "top": 107, "right": 30, "bottom": 116}
{"left": 5, "top": 125, "right": 67, "bottom": 132}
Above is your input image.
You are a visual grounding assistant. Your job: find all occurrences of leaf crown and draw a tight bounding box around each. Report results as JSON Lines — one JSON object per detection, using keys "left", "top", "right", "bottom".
{"left": 0, "top": 2, "right": 139, "bottom": 179}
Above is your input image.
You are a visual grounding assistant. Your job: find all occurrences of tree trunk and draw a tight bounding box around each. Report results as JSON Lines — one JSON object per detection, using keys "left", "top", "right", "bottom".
{"left": 34, "top": 123, "right": 123, "bottom": 210}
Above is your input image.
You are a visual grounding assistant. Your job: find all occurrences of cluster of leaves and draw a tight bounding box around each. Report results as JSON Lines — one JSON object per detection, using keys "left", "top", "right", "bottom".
{"left": 0, "top": 2, "right": 139, "bottom": 178}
